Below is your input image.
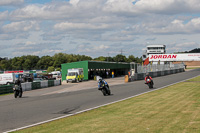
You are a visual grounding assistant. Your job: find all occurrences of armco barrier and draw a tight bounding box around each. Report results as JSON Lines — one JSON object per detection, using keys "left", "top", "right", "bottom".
{"left": 0, "top": 85, "right": 13, "bottom": 94}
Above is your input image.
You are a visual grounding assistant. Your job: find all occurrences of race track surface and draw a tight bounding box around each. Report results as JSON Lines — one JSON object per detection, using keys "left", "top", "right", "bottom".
{"left": 0, "top": 69, "right": 199, "bottom": 132}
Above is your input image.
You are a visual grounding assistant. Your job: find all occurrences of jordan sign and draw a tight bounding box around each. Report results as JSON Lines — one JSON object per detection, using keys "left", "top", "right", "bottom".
{"left": 149, "top": 53, "right": 200, "bottom": 61}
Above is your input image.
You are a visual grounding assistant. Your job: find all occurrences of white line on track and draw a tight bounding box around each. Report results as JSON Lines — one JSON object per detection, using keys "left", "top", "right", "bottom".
{"left": 4, "top": 75, "right": 200, "bottom": 133}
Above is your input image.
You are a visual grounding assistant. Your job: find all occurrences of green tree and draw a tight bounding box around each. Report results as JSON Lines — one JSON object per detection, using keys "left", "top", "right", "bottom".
{"left": 136, "top": 57, "right": 143, "bottom": 64}
{"left": 75, "top": 54, "right": 92, "bottom": 61}
{"left": 11, "top": 57, "right": 24, "bottom": 70}
{"left": 0, "top": 59, "right": 11, "bottom": 70}
{"left": 47, "top": 66, "right": 55, "bottom": 73}
{"left": 22, "top": 55, "right": 40, "bottom": 70}
{"left": 53, "top": 53, "right": 68, "bottom": 68}
{"left": 55, "top": 68, "right": 61, "bottom": 71}
{"left": 113, "top": 54, "right": 127, "bottom": 62}
{"left": 127, "top": 55, "right": 137, "bottom": 63}
{"left": 93, "top": 56, "right": 107, "bottom": 61}
{"left": 36, "top": 56, "right": 53, "bottom": 69}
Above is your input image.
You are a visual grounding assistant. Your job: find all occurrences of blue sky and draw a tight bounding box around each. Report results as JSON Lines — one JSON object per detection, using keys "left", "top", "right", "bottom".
{"left": 0, "top": 0, "right": 200, "bottom": 58}
{"left": 26, "top": 0, "right": 55, "bottom": 4}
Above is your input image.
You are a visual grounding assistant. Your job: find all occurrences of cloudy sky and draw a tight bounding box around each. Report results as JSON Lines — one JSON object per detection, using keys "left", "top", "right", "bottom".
{"left": 0, "top": 0, "right": 200, "bottom": 58}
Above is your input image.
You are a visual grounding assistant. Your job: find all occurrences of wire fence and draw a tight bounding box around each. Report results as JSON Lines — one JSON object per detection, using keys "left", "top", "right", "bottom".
{"left": 137, "top": 63, "right": 185, "bottom": 74}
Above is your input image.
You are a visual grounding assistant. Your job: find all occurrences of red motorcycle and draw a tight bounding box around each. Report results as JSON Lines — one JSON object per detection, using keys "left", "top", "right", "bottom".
{"left": 145, "top": 78, "right": 154, "bottom": 89}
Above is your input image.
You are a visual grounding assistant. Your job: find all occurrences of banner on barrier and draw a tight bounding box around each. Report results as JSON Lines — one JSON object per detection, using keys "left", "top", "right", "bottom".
{"left": 149, "top": 53, "right": 200, "bottom": 62}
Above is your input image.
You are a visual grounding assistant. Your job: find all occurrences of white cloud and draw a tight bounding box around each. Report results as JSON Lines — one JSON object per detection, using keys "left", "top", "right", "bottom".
{"left": 167, "top": 42, "right": 200, "bottom": 53}
{"left": 134, "top": 0, "right": 200, "bottom": 14}
{"left": 77, "top": 44, "right": 109, "bottom": 53}
{"left": 2, "top": 21, "right": 40, "bottom": 33}
{"left": 176, "top": 42, "right": 200, "bottom": 48}
{"left": 11, "top": 42, "right": 63, "bottom": 57}
{"left": 54, "top": 22, "right": 111, "bottom": 30}
{"left": 0, "top": 0, "right": 24, "bottom": 6}
{"left": 0, "top": 11, "right": 9, "bottom": 20}
{"left": 104, "top": 0, "right": 138, "bottom": 13}
{"left": 0, "top": 0, "right": 200, "bottom": 58}
{"left": 69, "top": 0, "right": 80, "bottom": 6}
{"left": 122, "top": 17, "right": 200, "bottom": 35}
{"left": 0, "top": 21, "right": 40, "bottom": 40}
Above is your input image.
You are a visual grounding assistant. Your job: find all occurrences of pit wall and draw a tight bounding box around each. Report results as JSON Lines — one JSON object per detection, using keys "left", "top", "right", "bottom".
{"left": 132, "top": 68, "right": 185, "bottom": 81}
{"left": 0, "top": 80, "right": 61, "bottom": 95}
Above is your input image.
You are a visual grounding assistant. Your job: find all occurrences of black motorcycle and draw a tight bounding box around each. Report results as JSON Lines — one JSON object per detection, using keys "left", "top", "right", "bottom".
{"left": 13, "top": 85, "right": 23, "bottom": 98}
{"left": 100, "top": 83, "right": 111, "bottom": 96}
{"left": 145, "top": 78, "right": 154, "bottom": 89}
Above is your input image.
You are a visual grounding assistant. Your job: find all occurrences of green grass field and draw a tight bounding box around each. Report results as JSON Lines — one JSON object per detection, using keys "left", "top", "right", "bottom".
{"left": 186, "top": 67, "right": 200, "bottom": 70}
{"left": 13, "top": 76, "right": 200, "bottom": 133}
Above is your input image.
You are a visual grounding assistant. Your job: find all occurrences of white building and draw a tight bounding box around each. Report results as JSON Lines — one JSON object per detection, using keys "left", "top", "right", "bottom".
{"left": 142, "top": 45, "right": 166, "bottom": 61}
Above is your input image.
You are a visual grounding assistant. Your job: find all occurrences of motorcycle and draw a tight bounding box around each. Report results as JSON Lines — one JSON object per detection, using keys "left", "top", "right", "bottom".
{"left": 145, "top": 78, "right": 154, "bottom": 89}
{"left": 100, "top": 83, "right": 111, "bottom": 96}
{"left": 13, "top": 85, "right": 23, "bottom": 98}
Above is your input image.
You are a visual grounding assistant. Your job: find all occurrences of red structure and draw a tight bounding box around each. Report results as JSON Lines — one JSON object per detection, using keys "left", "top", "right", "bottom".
{"left": 4, "top": 70, "right": 24, "bottom": 73}
{"left": 143, "top": 57, "right": 149, "bottom": 65}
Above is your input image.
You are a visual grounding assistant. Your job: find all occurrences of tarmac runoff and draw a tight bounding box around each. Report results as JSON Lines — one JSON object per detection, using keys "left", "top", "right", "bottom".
{"left": 43, "top": 69, "right": 195, "bottom": 95}
{"left": 43, "top": 77, "right": 126, "bottom": 95}
{"left": 5, "top": 75, "right": 200, "bottom": 133}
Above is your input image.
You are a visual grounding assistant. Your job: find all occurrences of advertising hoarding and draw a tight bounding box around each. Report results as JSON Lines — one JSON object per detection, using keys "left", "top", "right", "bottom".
{"left": 149, "top": 53, "right": 200, "bottom": 62}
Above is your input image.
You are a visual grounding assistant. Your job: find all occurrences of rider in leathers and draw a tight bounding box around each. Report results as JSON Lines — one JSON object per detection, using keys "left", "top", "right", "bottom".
{"left": 98, "top": 78, "right": 109, "bottom": 90}
{"left": 145, "top": 73, "right": 154, "bottom": 85}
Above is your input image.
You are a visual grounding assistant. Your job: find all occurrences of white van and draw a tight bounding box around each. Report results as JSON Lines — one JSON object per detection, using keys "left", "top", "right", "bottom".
{"left": 0, "top": 73, "right": 16, "bottom": 85}
{"left": 49, "top": 71, "right": 61, "bottom": 79}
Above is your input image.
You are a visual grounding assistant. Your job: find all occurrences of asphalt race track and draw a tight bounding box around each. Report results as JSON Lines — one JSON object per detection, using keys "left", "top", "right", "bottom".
{"left": 0, "top": 69, "right": 200, "bottom": 132}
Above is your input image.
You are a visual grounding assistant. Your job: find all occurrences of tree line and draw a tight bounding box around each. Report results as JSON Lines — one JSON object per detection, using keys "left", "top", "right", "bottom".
{"left": 0, "top": 53, "right": 142, "bottom": 72}
{"left": 176, "top": 48, "right": 200, "bottom": 53}
{"left": 184, "top": 48, "right": 200, "bottom": 53}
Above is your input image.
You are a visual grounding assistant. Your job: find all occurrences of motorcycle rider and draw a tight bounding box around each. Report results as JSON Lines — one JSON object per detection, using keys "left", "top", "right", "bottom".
{"left": 14, "top": 78, "right": 23, "bottom": 95}
{"left": 98, "top": 78, "right": 109, "bottom": 90}
{"left": 145, "top": 73, "right": 154, "bottom": 85}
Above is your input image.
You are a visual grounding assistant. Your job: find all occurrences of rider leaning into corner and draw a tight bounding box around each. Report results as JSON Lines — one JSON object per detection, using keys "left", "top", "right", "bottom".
{"left": 98, "top": 78, "right": 109, "bottom": 90}
{"left": 145, "top": 73, "right": 154, "bottom": 85}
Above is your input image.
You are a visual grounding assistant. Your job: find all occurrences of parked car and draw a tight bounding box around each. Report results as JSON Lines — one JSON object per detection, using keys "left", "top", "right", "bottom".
{"left": 49, "top": 71, "right": 61, "bottom": 79}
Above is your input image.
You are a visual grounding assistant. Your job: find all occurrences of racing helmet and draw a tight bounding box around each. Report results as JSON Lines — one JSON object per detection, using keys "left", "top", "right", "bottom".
{"left": 99, "top": 77, "right": 102, "bottom": 82}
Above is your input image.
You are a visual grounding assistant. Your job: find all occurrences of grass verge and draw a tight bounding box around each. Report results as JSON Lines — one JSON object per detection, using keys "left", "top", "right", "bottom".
{"left": 186, "top": 67, "right": 200, "bottom": 70}
{"left": 13, "top": 76, "right": 200, "bottom": 133}
{"left": 0, "top": 93, "right": 13, "bottom": 96}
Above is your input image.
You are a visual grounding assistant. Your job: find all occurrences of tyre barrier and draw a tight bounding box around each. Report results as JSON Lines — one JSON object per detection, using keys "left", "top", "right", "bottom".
{"left": 0, "top": 85, "right": 13, "bottom": 95}
{"left": 0, "top": 80, "right": 62, "bottom": 95}
{"left": 133, "top": 68, "right": 185, "bottom": 81}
